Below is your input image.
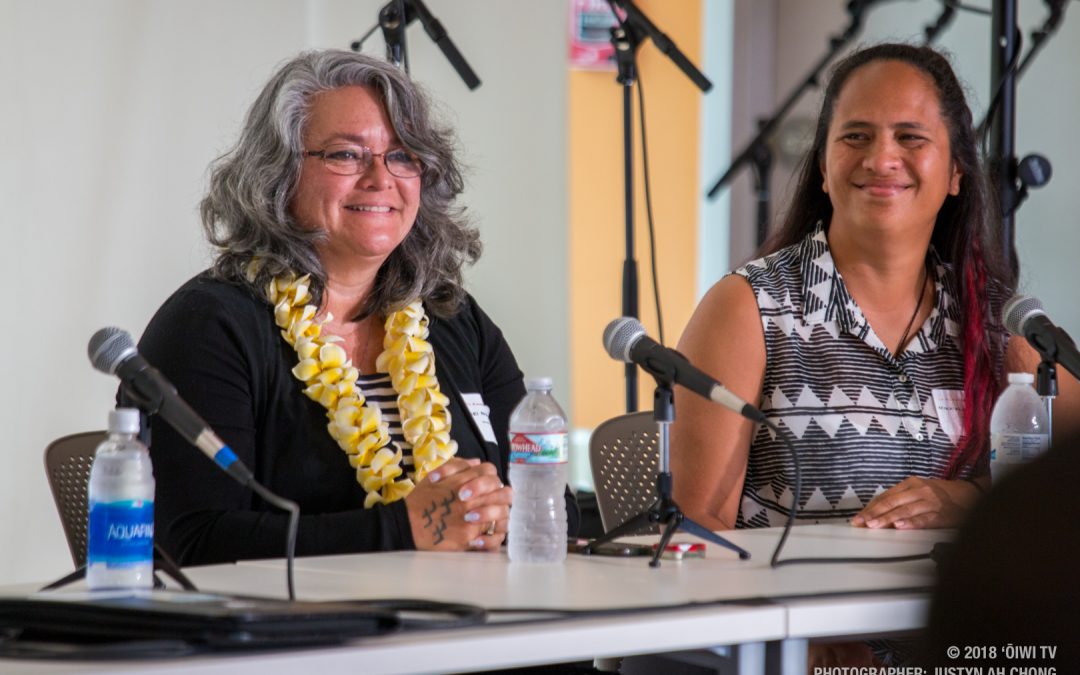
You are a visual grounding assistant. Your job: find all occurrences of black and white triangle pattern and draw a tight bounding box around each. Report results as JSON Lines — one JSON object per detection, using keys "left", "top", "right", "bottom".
{"left": 733, "top": 223, "right": 971, "bottom": 527}
{"left": 760, "top": 383, "right": 956, "bottom": 445}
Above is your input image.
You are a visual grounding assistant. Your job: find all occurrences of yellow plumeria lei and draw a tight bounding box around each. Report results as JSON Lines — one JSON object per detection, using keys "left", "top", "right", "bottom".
{"left": 266, "top": 272, "right": 457, "bottom": 508}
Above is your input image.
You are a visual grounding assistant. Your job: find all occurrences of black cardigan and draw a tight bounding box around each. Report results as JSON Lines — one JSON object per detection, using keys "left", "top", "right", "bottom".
{"left": 132, "top": 273, "right": 578, "bottom": 565}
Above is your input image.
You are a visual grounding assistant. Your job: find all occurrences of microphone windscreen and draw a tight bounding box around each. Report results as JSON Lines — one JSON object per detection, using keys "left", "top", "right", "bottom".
{"left": 88, "top": 327, "right": 137, "bottom": 375}
{"left": 603, "top": 317, "right": 645, "bottom": 363}
{"left": 1002, "top": 295, "right": 1045, "bottom": 337}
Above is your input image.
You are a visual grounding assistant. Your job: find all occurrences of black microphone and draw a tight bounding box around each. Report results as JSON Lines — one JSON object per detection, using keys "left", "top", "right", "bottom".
{"left": 603, "top": 317, "right": 765, "bottom": 423}
{"left": 1002, "top": 295, "right": 1080, "bottom": 381}
{"left": 88, "top": 327, "right": 254, "bottom": 484}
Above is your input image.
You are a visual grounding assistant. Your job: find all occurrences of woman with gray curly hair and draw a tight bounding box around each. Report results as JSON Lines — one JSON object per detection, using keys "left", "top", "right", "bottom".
{"left": 135, "top": 49, "right": 578, "bottom": 564}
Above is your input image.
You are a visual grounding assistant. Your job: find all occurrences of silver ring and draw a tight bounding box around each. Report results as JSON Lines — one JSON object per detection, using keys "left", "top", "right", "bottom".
{"left": 484, "top": 520, "right": 497, "bottom": 536}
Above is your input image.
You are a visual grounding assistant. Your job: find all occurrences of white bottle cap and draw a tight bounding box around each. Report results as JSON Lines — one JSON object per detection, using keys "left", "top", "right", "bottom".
{"left": 525, "top": 376, "right": 554, "bottom": 391}
{"left": 108, "top": 408, "right": 141, "bottom": 434}
{"left": 1007, "top": 372, "right": 1035, "bottom": 385}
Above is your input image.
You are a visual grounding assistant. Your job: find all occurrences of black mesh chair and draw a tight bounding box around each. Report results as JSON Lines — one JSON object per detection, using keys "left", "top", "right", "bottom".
{"left": 43, "top": 431, "right": 107, "bottom": 568}
{"left": 42, "top": 430, "right": 196, "bottom": 591}
{"left": 588, "top": 411, "right": 660, "bottom": 536}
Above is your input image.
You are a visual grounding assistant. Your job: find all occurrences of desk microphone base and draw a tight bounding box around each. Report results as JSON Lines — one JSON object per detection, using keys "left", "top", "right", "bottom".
{"left": 585, "top": 472, "right": 750, "bottom": 567}
{"left": 39, "top": 544, "right": 198, "bottom": 592}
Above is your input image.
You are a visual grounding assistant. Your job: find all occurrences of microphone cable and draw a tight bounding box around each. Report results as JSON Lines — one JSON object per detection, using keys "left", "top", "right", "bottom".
{"left": 763, "top": 418, "right": 934, "bottom": 567}
{"left": 139, "top": 433, "right": 300, "bottom": 601}
{"left": 975, "top": 26, "right": 1024, "bottom": 148}
{"left": 636, "top": 70, "right": 665, "bottom": 346}
{"left": 246, "top": 481, "right": 299, "bottom": 601}
{"left": 608, "top": 0, "right": 667, "bottom": 347}
{"left": 976, "top": 0, "right": 1071, "bottom": 149}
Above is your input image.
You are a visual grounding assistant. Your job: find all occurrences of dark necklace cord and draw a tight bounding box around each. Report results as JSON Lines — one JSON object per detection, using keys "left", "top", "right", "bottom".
{"left": 895, "top": 261, "right": 931, "bottom": 356}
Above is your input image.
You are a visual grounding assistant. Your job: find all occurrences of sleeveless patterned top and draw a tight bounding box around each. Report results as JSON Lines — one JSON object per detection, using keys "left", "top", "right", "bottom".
{"left": 733, "top": 224, "right": 989, "bottom": 528}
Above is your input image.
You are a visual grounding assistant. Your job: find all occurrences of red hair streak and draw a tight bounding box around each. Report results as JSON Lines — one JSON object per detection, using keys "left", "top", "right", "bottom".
{"left": 949, "top": 235, "right": 997, "bottom": 478}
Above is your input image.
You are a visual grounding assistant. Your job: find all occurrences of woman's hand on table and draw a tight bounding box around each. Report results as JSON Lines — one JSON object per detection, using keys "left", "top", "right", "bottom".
{"left": 406, "top": 458, "right": 513, "bottom": 551}
{"left": 851, "top": 476, "right": 983, "bottom": 529}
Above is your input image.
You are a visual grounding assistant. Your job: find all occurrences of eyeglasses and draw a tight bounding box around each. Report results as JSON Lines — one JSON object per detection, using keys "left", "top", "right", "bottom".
{"left": 304, "top": 143, "right": 423, "bottom": 178}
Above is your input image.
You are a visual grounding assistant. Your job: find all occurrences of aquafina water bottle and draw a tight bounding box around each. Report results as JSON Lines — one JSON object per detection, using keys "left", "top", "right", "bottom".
{"left": 989, "top": 372, "right": 1050, "bottom": 485}
{"left": 86, "top": 408, "right": 155, "bottom": 589}
{"left": 507, "top": 377, "right": 568, "bottom": 563}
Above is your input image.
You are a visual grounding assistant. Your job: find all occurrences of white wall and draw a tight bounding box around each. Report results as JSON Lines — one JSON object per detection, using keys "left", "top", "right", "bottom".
{"left": 0, "top": 0, "right": 568, "bottom": 585}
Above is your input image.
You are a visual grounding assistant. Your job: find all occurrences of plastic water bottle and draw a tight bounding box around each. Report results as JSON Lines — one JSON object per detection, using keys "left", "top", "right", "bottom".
{"left": 86, "top": 408, "right": 155, "bottom": 589}
{"left": 507, "top": 377, "right": 569, "bottom": 563}
{"left": 989, "top": 372, "right": 1050, "bottom": 485}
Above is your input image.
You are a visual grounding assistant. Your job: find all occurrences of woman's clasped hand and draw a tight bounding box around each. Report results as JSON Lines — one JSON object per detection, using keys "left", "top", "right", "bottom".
{"left": 405, "top": 458, "right": 512, "bottom": 551}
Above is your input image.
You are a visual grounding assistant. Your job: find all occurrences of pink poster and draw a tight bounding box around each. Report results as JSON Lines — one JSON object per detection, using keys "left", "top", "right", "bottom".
{"left": 568, "top": 0, "right": 622, "bottom": 70}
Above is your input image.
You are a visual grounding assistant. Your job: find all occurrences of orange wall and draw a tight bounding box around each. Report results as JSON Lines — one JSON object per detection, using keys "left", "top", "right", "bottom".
{"left": 569, "top": 1, "right": 703, "bottom": 429}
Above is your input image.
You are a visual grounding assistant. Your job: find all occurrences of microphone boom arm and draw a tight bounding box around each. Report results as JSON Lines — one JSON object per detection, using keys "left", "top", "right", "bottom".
{"left": 706, "top": 0, "right": 871, "bottom": 201}
{"left": 409, "top": 0, "right": 480, "bottom": 89}
{"left": 376, "top": 0, "right": 481, "bottom": 89}
{"left": 922, "top": 0, "right": 958, "bottom": 44}
{"left": 610, "top": 0, "right": 711, "bottom": 92}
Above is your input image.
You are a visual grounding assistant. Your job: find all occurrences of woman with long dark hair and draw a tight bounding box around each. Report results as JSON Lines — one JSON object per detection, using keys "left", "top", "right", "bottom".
{"left": 677, "top": 41, "right": 1080, "bottom": 669}
{"left": 673, "top": 43, "right": 1049, "bottom": 537}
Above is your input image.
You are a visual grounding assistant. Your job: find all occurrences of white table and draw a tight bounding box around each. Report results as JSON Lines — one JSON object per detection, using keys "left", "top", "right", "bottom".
{"left": 235, "top": 523, "right": 947, "bottom": 672}
{"left": 1, "top": 524, "right": 950, "bottom": 674}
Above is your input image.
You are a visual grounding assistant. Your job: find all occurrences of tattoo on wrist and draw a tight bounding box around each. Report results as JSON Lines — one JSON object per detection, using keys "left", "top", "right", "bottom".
{"left": 423, "top": 496, "right": 457, "bottom": 545}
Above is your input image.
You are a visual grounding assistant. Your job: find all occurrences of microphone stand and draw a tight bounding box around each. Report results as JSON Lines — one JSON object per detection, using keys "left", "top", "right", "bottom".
{"left": 705, "top": 0, "right": 874, "bottom": 248}
{"left": 979, "top": 0, "right": 1066, "bottom": 276}
{"left": 372, "top": 0, "right": 481, "bottom": 89}
{"left": 1036, "top": 360, "right": 1058, "bottom": 449}
{"left": 612, "top": 22, "right": 640, "bottom": 412}
{"left": 605, "top": 0, "right": 712, "bottom": 412}
{"left": 379, "top": 0, "right": 409, "bottom": 71}
{"left": 39, "top": 545, "right": 196, "bottom": 593}
{"left": 584, "top": 383, "right": 750, "bottom": 567}
{"left": 987, "top": 0, "right": 1019, "bottom": 279}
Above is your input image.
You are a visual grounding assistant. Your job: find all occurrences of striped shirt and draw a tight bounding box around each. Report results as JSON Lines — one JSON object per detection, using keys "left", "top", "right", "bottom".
{"left": 733, "top": 223, "right": 983, "bottom": 528}
{"left": 356, "top": 372, "right": 414, "bottom": 472}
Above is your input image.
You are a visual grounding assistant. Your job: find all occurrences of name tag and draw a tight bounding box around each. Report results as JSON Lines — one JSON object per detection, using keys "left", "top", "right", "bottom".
{"left": 460, "top": 393, "right": 497, "bottom": 444}
{"left": 932, "top": 388, "right": 965, "bottom": 445}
